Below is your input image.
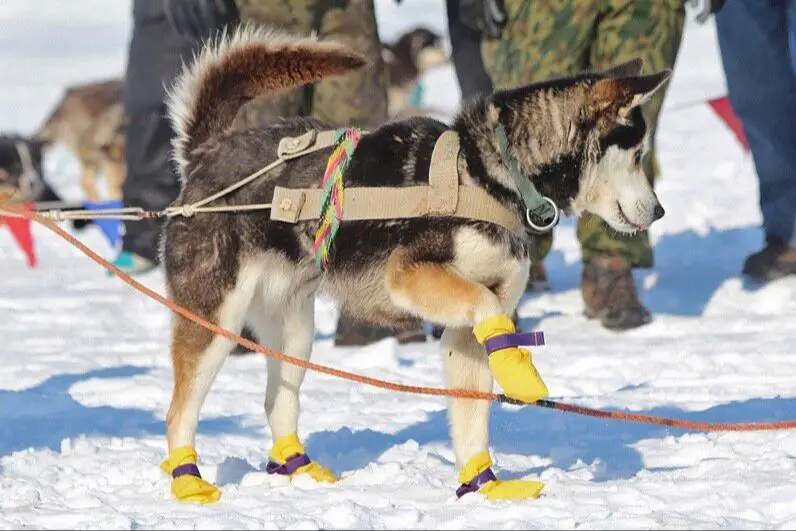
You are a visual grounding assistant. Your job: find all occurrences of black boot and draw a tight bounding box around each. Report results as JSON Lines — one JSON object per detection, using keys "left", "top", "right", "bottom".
{"left": 742, "top": 237, "right": 796, "bottom": 282}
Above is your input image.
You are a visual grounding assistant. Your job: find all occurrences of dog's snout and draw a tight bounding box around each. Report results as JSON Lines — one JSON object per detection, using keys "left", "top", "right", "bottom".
{"left": 653, "top": 203, "right": 665, "bottom": 221}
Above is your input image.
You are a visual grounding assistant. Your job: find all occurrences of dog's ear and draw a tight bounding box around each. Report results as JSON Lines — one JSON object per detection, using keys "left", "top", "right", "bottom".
{"left": 586, "top": 69, "right": 671, "bottom": 123}
{"left": 600, "top": 57, "right": 644, "bottom": 78}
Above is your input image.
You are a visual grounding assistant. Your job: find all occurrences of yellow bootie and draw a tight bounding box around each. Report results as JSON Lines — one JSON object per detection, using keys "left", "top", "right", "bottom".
{"left": 473, "top": 314, "right": 549, "bottom": 403}
{"left": 267, "top": 433, "right": 336, "bottom": 483}
{"left": 160, "top": 446, "right": 221, "bottom": 504}
{"left": 457, "top": 452, "right": 544, "bottom": 501}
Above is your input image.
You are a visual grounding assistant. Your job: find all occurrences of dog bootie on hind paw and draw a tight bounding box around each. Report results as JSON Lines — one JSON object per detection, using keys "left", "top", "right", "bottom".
{"left": 473, "top": 314, "right": 549, "bottom": 403}
{"left": 457, "top": 452, "right": 544, "bottom": 501}
{"left": 161, "top": 446, "right": 221, "bottom": 504}
{"left": 267, "top": 433, "right": 336, "bottom": 483}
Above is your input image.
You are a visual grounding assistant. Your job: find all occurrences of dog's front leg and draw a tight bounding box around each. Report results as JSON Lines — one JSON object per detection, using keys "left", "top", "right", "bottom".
{"left": 386, "top": 247, "right": 548, "bottom": 404}
{"left": 441, "top": 327, "right": 545, "bottom": 501}
{"left": 440, "top": 327, "right": 491, "bottom": 465}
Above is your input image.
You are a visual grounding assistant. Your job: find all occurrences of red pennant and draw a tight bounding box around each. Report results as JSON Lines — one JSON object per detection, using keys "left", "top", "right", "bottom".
{"left": 707, "top": 96, "right": 750, "bottom": 151}
{"left": 0, "top": 203, "right": 37, "bottom": 268}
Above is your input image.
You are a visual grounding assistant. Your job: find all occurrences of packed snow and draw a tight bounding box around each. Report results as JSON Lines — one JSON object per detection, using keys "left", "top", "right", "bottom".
{"left": 1, "top": 1, "right": 795, "bottom": 529}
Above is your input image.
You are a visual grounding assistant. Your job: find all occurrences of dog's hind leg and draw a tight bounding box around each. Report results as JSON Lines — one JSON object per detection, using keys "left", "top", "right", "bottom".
{"left": 80, "top": 161, "right": 100, "bottom": 202}
{"left": 162, "top": 260, "right": 261, "bottom": 503}
{"left": 254, "top": 291, "right": 335, "bottom": 483}
{"left": 102, "top": 159, "right": 125, "bottom": 200}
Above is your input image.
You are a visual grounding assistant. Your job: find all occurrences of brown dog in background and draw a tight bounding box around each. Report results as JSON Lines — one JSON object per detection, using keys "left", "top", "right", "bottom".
{"left": 35, "top": 78, "right": 126, "bottom": 201}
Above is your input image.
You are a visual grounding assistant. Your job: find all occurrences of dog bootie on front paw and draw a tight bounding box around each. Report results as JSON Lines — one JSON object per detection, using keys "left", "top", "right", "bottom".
{"left": 160, "top": 446, "right": 221, "bottom": 504}
{"left": 473, "top": 314, "right": 549, "bottom": 403}
{"left": 267, "top": 433, "right": 336, "bottom": 483}
{"left": 457, "top": 452, "right": 544, "bottom": 501}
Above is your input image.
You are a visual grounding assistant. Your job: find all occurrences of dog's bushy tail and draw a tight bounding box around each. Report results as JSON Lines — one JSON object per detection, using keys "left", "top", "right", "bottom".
{"left": 166, "top": 24, "right": 367, "bottom": 176}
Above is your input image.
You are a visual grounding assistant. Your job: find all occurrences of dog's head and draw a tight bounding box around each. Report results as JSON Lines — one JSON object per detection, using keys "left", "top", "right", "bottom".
{"left": 492, "top": 58, "right": 670, "bottom": 233}
{"left": 405, "top": 27, "right": 448, "bottom": 74}
{"left": 384, "top": 27, "right": 448, "bottom": 81}
{"left": 0, "top": 134, "right": 48, "bottom": 200}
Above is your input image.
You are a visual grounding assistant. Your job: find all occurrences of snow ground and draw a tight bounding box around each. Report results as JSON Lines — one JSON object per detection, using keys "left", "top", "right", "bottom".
{"left": 1, "top": 1, "right": 795, "bottom": 529}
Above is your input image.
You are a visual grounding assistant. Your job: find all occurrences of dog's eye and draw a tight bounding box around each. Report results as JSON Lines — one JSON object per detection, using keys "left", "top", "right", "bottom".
{"left": 633, "top": 150, "right": 642, "bottom": 165}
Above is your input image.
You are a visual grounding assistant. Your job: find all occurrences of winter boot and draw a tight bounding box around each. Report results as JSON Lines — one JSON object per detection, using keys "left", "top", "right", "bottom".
{"left": 742, "top": 237, "right": 796, "bottom": 282}
{"left": 582, "top": 256, "right": 651, "bottom": 331}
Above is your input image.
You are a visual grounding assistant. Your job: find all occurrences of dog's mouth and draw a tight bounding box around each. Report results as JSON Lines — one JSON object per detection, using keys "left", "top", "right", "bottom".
{"left": 616, "top": 202, "right": 647, "bottom": 233}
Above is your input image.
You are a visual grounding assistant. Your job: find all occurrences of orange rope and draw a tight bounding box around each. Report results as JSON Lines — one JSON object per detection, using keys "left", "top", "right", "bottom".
{"left": 3, "top": 202, "right": 796, "bottom": 433}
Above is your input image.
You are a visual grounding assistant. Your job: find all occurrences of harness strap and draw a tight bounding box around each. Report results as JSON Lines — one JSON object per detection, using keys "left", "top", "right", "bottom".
{"left": 272, "top": 184, "right": 523, "bottom": 233}
{"left": 427, "top": 130, "right": 459, "bottom": 215}
{"left": 271, "top": 129, "right": 524, "bottom": 236}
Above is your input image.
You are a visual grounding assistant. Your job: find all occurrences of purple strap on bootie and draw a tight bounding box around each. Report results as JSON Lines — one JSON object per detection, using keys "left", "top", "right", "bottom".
{"left": 172, "top": 463, "right": 202, "bottom": 479}
{"left": 266, "top": 453, "right": 312, "bottom": 476}
{"left": 456, "top": 467, "right": 497, "bottom": 498}
{"left": 484, "top": 331, "right": 545, "bottom": 355}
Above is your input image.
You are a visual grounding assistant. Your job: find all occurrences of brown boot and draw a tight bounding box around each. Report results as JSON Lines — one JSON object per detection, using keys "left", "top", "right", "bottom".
{"left": 334, "top": 318, "right": 394, "bottom": 347}
{"left": 581, "top": 256, "right": 652, "bottom": 331}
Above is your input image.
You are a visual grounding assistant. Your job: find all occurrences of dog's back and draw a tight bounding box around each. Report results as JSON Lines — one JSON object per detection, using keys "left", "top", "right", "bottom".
{"left": 36, "top": 79, "right": 124, "bottom": 161}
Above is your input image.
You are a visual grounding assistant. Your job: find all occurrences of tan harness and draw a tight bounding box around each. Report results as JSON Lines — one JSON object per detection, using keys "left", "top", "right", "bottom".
{"left": 269, "top": 129, "right": 525, "bottom": 237}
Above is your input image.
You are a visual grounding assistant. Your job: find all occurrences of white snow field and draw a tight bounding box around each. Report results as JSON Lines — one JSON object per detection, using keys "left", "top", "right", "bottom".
{"left": 2, "top": 1, "right": 795, "bottom": 529}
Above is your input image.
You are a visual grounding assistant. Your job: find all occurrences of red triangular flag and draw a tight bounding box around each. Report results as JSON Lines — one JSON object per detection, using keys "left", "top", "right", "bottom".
{"left": 707, "top": 96, "right": 750, "bottom": 151}
{"left": 0, "top": 203, "right": 37, "bottom": 268}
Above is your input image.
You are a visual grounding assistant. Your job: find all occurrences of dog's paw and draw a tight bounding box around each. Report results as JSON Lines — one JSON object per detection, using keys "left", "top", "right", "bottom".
{"left": 171, "top": 475, "right": 221, "bottom": 504}
{"left": 480, "top": 479, "right": 544, "bottom": 501}
{"left": 489, "top": 347, "right": 549, "bottom": 403}
{"left": 473, "top": 314, "right": 549, "bottom": 403}
{"left": 296, "top": 461, "right": 336, "bottom": 483}
{"left": 268, "top": 433, "right": 337, "bottom": 483}
{"left": 160, "top": 445, "right": 221, "bottom": 504}
{"left": 457, "top": 451, "right": 543, "bottom": 501}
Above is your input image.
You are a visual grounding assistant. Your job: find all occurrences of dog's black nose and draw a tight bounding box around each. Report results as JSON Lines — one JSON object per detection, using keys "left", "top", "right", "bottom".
{"left": 653, "top": 203, "right": 665, "bottom": 221}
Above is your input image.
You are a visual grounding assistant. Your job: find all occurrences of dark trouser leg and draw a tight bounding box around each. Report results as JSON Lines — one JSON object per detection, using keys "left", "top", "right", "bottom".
{"left": 121, "top": 0, "right": 197, "bottom": 263}
{"left": 446, "top": 0, "right": 494, "bottom": 100}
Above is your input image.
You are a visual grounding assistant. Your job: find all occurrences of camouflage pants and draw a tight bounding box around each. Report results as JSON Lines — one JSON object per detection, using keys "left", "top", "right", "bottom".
{"left": 233, "top": 0, "right": 387, "bottom": 129}
{"left": 482, "top": 0, "right": 685, "bottom": 268}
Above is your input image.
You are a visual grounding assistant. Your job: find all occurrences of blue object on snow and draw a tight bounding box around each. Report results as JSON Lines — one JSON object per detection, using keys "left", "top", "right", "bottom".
{"left": 408, "top": 81, "right": 425, "bottom": 108}
{"left": 84, "top": 199, "right": 123, "bottom": 250}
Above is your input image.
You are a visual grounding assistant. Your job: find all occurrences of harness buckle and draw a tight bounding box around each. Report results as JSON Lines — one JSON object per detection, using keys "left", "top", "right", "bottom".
{"left": 278, "top": 130, "right": 318, "bottom": 159}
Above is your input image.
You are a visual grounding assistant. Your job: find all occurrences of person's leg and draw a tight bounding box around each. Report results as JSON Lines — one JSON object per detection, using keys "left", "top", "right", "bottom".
{"left": 581, "top": 0, "right": 684, "bottom": 269}
{"left": 577, "top": 0, "right": 684, "bottom": 330}
{"left": 789, "top": 0, "right": 796, "bottom": 77}
{"left": 230, "top": 0, "right": 309, "bottom": 129}
{"left": 310, "top": 0, "right": 388, "bottom": 130}
{"left": 716, "top": 0, "right": 796, "bottom": 280}
{"left": 480, "top": 0, "right": 597, "bottom": 291}
{"left": 310, "top": 0, "right": 425, "bottom": 345}
{"left": 120, "top": 0, "right": 197, "bottom": 268}
{"left": 446, "top": 0, "right": 494, "bottom": 100}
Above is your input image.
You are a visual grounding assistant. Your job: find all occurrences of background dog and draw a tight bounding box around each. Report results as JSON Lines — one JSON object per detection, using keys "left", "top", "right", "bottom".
{"left": 35, "top": 78, "right": 126, "bottom": 201}
{"left": 157, "top": 27, "right": 669, "bottom": 503}
{"left": 382, "top": 27, "right": 449, "bottom": 118}
{"left": 0, "top": 134, "right": 56, "bottom": 202}
{"left": 0, "top": 134, "right": 93, "bottom": 230}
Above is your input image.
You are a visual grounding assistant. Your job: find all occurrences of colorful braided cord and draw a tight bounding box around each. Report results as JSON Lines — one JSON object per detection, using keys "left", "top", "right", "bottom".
{"left": 313, "top": 127, "right": 361, "bottom": 269}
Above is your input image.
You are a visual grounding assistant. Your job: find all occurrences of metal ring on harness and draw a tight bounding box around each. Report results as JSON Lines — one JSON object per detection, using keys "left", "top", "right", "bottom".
{"left": 525, "top": 197, "right": 560, "bottom": 232}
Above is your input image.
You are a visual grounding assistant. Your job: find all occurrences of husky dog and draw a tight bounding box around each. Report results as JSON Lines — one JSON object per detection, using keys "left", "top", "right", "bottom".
{"left": 382, "top": 27, "right": 449, "bottom": 118}
{"left": 0, "top": 135, "right": 49, "bottom": 201}
{"left": 0, "top": 135, "right": 95, "bottom": 230}
{"left": 35, "top": 79, "right": 126, "bottom": 201}
{"left": 159, "top": 26, "right": 668, "bottom": 503}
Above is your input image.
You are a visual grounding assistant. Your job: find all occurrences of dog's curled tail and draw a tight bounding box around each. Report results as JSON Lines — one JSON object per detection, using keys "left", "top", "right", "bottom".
{"left": 166, "top": 24, "right": 367, "bottom": 175}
